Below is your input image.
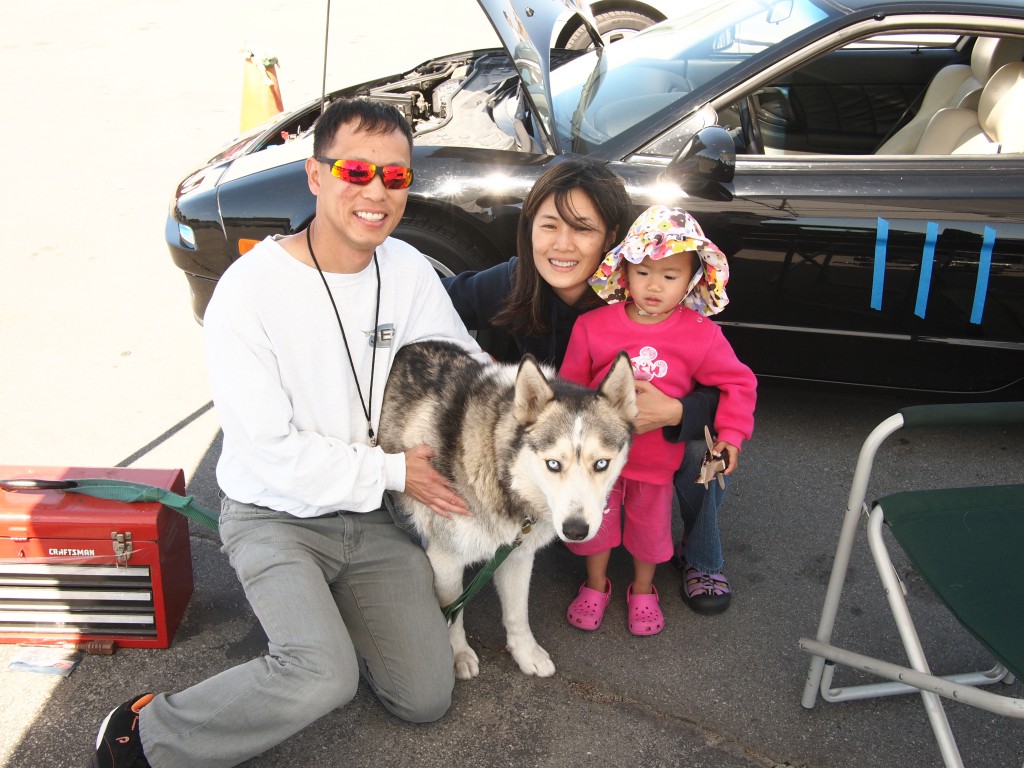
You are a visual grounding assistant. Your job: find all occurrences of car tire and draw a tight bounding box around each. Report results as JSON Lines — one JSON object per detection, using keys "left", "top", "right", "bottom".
{"left": 393, "top": 213, "right": 498, "bottom": 277}
{"left": 564, "top": 9, "right": 660, "bottom": 50}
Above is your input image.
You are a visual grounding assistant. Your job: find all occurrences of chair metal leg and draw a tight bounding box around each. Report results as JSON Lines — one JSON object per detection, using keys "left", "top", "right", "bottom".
{"left": 798, "top": 640, "right": 1024, "bottom": 716}
{"left": 807, "top": 651, "right": 1012, "bottom": 703}
{"left": 801, "top": 415, "right": 905, "bottom": 709}
{"left": 867, "top": 508, "right": 965, "bottom": 768}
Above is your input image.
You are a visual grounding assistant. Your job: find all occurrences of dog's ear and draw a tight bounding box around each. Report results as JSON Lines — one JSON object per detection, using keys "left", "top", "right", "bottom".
{"left": 514, "top": 355, "right": 556, "bottom": 425}
{"left": 598, "top": 351, "right": 638, "bottom": 421}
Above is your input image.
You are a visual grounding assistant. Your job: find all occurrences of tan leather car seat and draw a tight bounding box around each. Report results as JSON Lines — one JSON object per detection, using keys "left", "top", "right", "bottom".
{"left": 876, "top": 36, "right": 1024, "bottom": 154}
{"left": 913, "top": 61, "right": 1024, "bottom": 154}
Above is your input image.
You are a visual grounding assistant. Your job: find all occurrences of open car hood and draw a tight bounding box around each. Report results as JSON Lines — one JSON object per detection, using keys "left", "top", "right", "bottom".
{"left": 477, "top": 0, "right": 601, "bottom": 153}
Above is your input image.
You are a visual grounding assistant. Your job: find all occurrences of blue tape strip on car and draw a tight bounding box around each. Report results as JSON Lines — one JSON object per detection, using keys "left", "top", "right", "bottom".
{"left": 871, "top": 217, "right": 889, "bottom": 311}
{"left": 914, "top": 221, "right": 938, "bottom": 319}
{"left": 970, "top": 226, "right": 994, "bottom": 325}
{"left": 873, "top": 219, "right": 995, "bottom": 325}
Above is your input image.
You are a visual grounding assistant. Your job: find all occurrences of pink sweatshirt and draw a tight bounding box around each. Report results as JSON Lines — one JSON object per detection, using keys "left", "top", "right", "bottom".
{"left": 560, "top": 303, "right": 757, "bottom": 484}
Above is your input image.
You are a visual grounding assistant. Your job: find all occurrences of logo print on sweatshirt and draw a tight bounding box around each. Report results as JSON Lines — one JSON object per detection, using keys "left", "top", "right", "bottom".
{"left": 631, "top": 346, "right": 667, "bottom": 381}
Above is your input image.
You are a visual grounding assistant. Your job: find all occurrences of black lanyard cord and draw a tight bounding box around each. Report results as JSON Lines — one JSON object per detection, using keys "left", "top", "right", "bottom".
{"left": 306, "top": 222, "right": 381, "bottom": 446}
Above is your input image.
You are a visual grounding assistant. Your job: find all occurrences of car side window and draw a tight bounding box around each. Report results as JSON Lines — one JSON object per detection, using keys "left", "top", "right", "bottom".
{"left": 641, "top": 32, "right": 1024, "bottom": 159}
{"left": 728, "top": 33, "right": 965, "bottom": 156}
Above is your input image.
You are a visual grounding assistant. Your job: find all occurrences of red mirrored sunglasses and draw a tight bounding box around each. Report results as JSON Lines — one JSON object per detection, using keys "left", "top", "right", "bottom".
{"left": 315, "top": 157, "right": 414, "bottom": 190}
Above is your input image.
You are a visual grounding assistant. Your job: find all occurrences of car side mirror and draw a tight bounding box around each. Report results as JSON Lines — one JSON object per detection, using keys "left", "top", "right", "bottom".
{"left": 768, "top": 0, "right": 794, "bottom": 24}
{"left": 665, "top": 126, "right": 735, "bottom": 201}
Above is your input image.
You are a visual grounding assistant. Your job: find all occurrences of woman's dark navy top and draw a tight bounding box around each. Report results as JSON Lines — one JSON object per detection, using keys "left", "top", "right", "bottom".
{"left": 443, "top": 257, "right": 718, "bottom": 443}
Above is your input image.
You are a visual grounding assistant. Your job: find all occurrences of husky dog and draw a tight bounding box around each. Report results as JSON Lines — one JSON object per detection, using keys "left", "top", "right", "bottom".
{"left": 378, "top": 340, "right": 636, "bottom": 680}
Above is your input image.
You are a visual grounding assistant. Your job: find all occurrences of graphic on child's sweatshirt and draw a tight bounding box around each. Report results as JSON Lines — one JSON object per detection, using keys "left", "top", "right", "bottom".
{"left": 631, "top": 346, "right": 667, "bottom": 382}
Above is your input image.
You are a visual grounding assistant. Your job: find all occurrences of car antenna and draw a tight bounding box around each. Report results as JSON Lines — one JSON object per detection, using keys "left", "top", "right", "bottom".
{"left": 320, "top": 0, "right": 331, "bottom": 114}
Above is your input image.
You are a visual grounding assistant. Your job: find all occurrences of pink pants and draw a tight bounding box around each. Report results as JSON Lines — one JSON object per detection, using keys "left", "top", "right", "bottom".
{"left": 566, "top": 476, "right": 674, "bottom": 564}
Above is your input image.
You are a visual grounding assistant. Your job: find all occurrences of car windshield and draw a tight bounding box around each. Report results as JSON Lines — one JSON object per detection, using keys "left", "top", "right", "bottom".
{"left": 549, "top": 0, "right": 837, "bottom": 153}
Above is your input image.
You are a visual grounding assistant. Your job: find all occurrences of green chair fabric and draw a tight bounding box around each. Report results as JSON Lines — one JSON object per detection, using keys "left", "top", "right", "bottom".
{"left": 879, "top": 483, "right": 1024, "bottom": 681}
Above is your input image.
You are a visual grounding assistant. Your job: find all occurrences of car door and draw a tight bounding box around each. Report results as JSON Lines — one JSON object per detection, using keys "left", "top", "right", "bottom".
{"left": 615, "top": 150, "right": 1024, "bottom": 393}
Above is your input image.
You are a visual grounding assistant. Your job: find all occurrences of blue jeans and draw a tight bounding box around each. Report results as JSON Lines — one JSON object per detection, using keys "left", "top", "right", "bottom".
{"left": 673, "top": 440, "right": 729, "bottom": 574}
{"left": 139, "top": 500, "right": 454, "bottom": 768}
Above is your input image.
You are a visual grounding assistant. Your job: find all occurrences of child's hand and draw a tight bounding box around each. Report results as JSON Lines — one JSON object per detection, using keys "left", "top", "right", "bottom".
{"left": 715, "top": 441, "right": 739, "bottom": 475}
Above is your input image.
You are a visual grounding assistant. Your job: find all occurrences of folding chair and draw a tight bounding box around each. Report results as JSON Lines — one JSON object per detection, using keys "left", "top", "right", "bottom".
{"left": 799, "top": 402, "right": 1024, "bottom": 768}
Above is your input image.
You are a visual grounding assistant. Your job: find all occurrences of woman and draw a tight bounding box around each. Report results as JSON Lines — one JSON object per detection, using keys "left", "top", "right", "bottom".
{"left": 444, "top": 158, "right": 734, "bottom": 615}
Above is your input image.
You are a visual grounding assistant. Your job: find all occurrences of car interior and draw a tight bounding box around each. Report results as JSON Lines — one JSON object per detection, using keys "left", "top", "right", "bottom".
{"left": 722, "top": 34, "right": 1024, "bottom": 157}
{"left": 874, "top": 36, "right": 1024, "bottom": 153}
{"left": 910, "top": 59, "right": 1024, "bottom": 154}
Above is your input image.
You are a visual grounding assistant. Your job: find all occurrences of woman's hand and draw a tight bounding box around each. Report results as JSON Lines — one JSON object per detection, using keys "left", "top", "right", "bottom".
{"left": 633, "top": 379, "right": 683, "bottom": 435}
{"left": 403, "top": 444, "right": 471, "bottom": 518}
{"left": 715, "top": 441, "right": 740, "bottom": 476}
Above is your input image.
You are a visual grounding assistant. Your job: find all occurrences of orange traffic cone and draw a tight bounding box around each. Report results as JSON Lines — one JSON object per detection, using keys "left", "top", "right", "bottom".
{"left": 240, "top": 49, "right": 284, "bottom": 133}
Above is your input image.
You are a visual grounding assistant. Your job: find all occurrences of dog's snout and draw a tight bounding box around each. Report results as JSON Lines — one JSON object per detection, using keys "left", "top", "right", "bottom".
{"left": 561, "top": 516, "right": 591, "bottom": 542}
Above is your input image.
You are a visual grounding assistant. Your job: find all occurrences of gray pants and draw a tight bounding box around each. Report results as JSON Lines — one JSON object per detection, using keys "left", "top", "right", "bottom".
{"left": 139, "top": 499, "right": 454, "bottom": 768}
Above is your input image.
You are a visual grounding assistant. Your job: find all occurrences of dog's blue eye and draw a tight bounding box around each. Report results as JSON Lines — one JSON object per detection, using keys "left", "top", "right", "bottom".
{"left": 546, "top": 460, "right": 561, "bottom": 472}
{"left": 594, "top": 459, "right": 609, "bottom": 471}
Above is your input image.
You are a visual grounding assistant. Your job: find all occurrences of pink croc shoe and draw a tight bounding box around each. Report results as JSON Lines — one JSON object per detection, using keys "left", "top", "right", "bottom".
{"left": 567, "top": 579, "right": 612, "bottom": 631}
{"left": 627, "top": 583, "right": 664, "bottom": 636}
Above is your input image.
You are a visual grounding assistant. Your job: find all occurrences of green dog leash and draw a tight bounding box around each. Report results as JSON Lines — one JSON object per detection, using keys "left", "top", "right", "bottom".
{"left": 0, "top": 477, "right": 220, "bottom": 532}
{"left": 440, "top": 517, "right": 534, "bottom": 624}
{"left": 383, "top": 490, "right": 534, "bottom": 623}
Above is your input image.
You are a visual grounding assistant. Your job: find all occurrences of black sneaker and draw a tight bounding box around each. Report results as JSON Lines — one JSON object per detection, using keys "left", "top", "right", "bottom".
{"left": 90, "top": 693, "right": 154, "bottom": 768}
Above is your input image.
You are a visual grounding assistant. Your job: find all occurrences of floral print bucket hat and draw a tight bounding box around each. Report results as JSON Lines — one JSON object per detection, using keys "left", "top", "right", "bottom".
{"left": 589, "top": 205, "right": 729, "bottom": 316}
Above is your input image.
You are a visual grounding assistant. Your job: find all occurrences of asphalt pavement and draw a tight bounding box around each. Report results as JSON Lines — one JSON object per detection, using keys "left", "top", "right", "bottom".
{"left": 1, "top": 2, "right": 1022, "bottom": 767}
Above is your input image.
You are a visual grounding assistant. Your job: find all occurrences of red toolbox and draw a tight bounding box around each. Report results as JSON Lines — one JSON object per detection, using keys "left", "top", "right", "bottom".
{"left": 0, "top": 466, "right": 194, "bottom": 649}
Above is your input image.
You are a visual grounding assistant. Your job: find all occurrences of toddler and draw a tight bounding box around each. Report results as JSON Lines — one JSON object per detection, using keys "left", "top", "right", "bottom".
{"left": 560, "top": 205, "right": 757, "bottom": 635}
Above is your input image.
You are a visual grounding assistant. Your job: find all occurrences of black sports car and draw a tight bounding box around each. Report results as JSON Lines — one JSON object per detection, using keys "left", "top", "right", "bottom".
{"left": 166, "top": 0, "right": 1024, "bottom": 393}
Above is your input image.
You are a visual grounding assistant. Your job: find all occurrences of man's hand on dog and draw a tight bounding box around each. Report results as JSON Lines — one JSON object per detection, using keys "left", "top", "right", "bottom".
{"left": 403, "top": 444, "right": 471, "bottom": 518}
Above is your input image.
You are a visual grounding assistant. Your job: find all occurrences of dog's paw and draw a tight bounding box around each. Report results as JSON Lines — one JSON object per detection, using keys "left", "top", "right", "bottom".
{"left": 509, "top": 642, "right": 555, "bottom": 678}
{"left": 453, "top": 648, "right": 480, "bottom": 680}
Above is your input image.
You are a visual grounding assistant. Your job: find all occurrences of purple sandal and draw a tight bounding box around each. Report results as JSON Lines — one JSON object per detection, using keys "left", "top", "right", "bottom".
{"left": 681, "top": 562, "right": 732, "bottom": 615}
{"left": 567, "top": 579, "right": 612, "bottom": 631}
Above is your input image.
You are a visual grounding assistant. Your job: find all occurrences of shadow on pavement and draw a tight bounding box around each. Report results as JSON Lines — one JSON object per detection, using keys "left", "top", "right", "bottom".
{"left": 4, "top": 382, "right": 1023, "bottom": 768}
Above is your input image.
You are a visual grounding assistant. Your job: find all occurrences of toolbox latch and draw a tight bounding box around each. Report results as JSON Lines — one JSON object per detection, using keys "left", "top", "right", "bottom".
{"left": 111, "top": 531, "right": 133, "bottom": 565}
